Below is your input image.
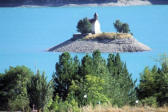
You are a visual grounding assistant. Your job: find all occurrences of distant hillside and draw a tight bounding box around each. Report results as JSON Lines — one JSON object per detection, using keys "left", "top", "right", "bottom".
{"left": 0, "top": 0, "right": 167, "bottom": 6}
{"left": 0, "top": 0, "right": 117, "bottom": 5}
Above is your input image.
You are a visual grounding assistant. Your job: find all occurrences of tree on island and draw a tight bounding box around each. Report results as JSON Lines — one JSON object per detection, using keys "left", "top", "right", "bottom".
{"left": 114, "top": 20, "right": 130, "bottom": 33}
{"left": 77, "top": 17, "right": 92, "bottom": 34}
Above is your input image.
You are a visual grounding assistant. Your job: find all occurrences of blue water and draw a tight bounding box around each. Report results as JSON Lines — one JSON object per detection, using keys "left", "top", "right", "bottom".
{"left": 0, "top": 6, "right": 168, "bottom": 82}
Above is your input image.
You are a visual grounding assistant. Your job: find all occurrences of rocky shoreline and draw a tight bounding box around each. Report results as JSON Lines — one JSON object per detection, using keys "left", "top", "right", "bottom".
{"left": 47, "top": 36, "right": 151, "bottom": 53}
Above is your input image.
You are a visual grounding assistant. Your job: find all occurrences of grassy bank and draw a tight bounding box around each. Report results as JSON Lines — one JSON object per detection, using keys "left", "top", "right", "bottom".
{"left": 80, "top": 105, "right": 168, "bottom": 112}
{"left": 84, "top": 32, "right": 132, "bottom": 40}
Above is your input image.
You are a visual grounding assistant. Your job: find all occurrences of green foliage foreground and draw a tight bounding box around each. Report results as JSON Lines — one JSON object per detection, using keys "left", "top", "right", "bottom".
{"left": 52, "top": 50, "right": 137, "bottom": 110}
{"left": 137, "top": 54, "right": 168, "bottom": 106}
{"left": 0, "top": 66, "right": 53, "bottom": 111}
{"left": 1, "top": 51, "right": 168, "bottom": 111}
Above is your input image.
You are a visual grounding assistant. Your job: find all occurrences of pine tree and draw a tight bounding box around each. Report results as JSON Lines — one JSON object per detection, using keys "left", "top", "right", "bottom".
{"left": 107, "top": 53, "right": 136, "bottom": 106}
{"left": 53, "top": 52, "right": 80, "bottom": 100}
{"left": 92, "top": 50, "right": 111, "bottom": 98}
{"left": 92, "top": 50, "right": 109, "bottom": 78}
{"left": 80, "top": 54, "right": 93, "bottom": 77}
{"left": 68, "top": 50, "right": 110, "bottom": 106}
{"left": 52, "top": 51, "right": 137, "bottom": 107}
{"left": 137, "top": 59, "right": 168, "bottom": 106}
{"left": 107, "top": 54, "right": 115, "bottom": 74}
{"left": 27, "top": 70, "right": 53, "bottom": 111}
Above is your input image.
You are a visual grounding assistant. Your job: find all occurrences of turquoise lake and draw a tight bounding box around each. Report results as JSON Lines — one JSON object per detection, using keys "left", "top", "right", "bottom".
{"left": 0, "top": 6, "right": 168, "bottom": 82}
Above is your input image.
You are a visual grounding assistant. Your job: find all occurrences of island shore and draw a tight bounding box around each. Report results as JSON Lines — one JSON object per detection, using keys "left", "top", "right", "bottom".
{"left": 47, "top": 33, "right": 151, "bottom": 53}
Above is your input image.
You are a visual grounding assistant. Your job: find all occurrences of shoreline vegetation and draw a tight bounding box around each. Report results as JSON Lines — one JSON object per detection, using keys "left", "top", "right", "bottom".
{"left": 0, "top": 0, "right": 168, "bottom": 7}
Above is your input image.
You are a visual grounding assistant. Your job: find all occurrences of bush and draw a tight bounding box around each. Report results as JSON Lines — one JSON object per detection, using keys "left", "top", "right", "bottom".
{"left": 141, "top": 96, "right": 158, "bottom": 107}
{"left": 0, "top": 66, "right": 32, "bottom": 111}
{"left": 122, "top": 23, "right": 130, "bottom": 33}
{"left": 50, "top": 95, "right": 79, "bottom": 112}
{"left": 114, "top": 20, "right": 130, "bottom": 33}
{"left": 77, "top": 17, "right": 92, "bottom": 34}
{"left": 114, "top": 20, "right": 123, "bottom": 32}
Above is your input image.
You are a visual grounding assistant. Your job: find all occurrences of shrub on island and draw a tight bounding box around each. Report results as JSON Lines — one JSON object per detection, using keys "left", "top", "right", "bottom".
{"left": 84, "top": 32, "right": 132, "bottom": 40}
{"left": 77, "top": 17, "right": 92, "bottom": 34}
{"left": 114, "top": 20, "right": 130, "bottom": 33}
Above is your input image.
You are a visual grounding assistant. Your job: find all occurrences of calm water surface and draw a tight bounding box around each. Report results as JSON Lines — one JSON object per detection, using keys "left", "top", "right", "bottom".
{"left": 0, "top": 6, "right": 168, "bottom": 82}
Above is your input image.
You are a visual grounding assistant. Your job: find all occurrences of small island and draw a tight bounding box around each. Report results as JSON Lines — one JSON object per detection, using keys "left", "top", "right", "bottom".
{"left": 48, "top": 13, "right": 151, "bottom": 53}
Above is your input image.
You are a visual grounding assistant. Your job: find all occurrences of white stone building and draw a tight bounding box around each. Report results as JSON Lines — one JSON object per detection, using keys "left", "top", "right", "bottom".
{"left": 89, "top": 13, "right": 101, "bottom": 34}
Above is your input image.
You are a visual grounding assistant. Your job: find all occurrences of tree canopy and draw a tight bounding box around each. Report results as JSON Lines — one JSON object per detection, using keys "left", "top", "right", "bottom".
{"left": 0, "top": 66, "right": 32, "bottom": 110}
{"left": 27, "top": 70, "right": 53, "bottom": 111}
{"left": 77, "top": 17, "right": 92, "bottom": 34}
{"left": 137, "top": 54, "right": 168, "bottom": 106}
{"left": 52, "top": 50, "right": 137, "bottom": 107}
{"left": 0, "top": 66, "right": 53, "bottom": 111}
{"left": 114, "top": 20, "right": 130, "bottom": 33}
{"left": 2, "top": 52, "right": 168, "bottom": 111}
